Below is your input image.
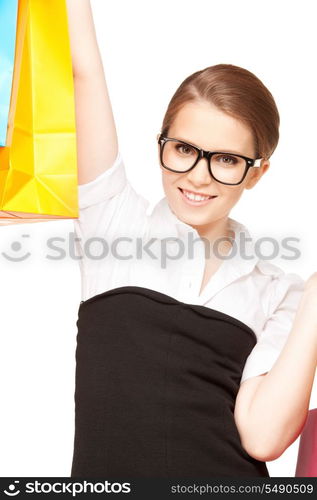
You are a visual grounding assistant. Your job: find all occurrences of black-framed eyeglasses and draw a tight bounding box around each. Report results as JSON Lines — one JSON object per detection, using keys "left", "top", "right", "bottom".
{"left": 157, "top": 133, "right": 263, "bottom": 186}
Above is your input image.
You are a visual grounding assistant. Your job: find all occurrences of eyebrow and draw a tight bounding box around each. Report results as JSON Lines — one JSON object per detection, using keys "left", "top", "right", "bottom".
{"left": 173, "top": 136, "right": 247, "bottom": 156}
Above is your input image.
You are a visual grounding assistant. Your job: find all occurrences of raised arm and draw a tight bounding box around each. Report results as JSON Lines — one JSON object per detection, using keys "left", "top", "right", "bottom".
{"left": 66, "top": 0, "right": 119, "bottom": 184}
{"left": 234, "top": 273, "right": 317, "bottom": 461}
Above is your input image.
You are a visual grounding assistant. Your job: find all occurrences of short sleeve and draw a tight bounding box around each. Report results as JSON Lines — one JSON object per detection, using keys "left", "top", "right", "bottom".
{"left": 240, "top": 272, "right": 306, "bottom": 384}
{"left": 73, "top": 151, "right": 150, "bottom": 278}
{"left": 77, "top": 150, "right": 127, "bottom": 209}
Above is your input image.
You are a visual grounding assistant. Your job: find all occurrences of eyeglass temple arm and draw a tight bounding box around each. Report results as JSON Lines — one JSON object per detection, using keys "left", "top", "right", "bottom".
{"left": 253, "top": 159, "right": 263, "bottom": 167}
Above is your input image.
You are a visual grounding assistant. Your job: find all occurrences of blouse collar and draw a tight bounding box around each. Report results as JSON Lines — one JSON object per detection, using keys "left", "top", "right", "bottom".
{"left": 148, "top": 196, "right": 260, "bottom": 280}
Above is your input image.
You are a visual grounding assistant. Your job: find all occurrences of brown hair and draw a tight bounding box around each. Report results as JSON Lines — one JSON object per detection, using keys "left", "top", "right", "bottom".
{"left": 161, "top": 64, "right": 280, "bottom": 160}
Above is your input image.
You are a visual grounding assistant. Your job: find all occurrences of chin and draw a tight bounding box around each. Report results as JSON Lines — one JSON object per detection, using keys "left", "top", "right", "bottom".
{"left": 173, "top": 206, "right": 214, "bottom": 228}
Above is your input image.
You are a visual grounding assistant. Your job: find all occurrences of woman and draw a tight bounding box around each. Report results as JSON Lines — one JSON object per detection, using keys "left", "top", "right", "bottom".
{"left": 66, "top": 0, "right": 317, "bottom": 478}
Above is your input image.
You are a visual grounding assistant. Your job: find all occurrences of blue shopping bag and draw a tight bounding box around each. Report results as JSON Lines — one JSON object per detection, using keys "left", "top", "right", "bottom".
{"left": 0, "top": 0, "right": 19, "bottom": 146}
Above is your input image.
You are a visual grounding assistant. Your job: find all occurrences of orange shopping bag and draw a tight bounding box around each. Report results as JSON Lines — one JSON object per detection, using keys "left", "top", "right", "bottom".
{"left": 0, "top": 0, "right": 78, "bottom": 225}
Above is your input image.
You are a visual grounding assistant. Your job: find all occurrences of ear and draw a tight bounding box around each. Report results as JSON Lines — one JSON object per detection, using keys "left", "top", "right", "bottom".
{"left": 157, "top": 134, "right": 162, "bottom": 161}
{"left": 244, "top": 160, "right": 270, "bottom": 189}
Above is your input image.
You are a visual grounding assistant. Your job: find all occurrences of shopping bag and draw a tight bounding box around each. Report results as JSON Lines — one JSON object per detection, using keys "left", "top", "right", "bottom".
{"left": 0, "top": 0, "right": 78, "bottom": 225}
{"left": 0, "top": 0, "right": 19, "bottom": 146}
{"left": 295, "top": 408, "right": 317, "bottom": 477}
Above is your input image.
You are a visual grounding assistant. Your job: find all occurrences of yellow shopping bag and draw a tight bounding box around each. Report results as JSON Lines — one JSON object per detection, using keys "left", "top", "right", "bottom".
{"left": 0, "top": 0, "right": 78, "bottom": 225}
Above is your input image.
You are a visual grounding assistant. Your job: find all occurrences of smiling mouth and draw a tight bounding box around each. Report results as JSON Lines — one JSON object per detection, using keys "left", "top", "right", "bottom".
{"left": 178, "top": 187, "right": 218, "bottom": 202}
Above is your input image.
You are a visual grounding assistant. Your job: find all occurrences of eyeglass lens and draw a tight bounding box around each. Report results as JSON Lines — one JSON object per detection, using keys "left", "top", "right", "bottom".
{"left": 162, "top": 140, "right": 247, "bottom": 184}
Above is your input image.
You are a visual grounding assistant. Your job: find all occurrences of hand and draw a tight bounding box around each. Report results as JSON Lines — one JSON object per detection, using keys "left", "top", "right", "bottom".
{"left": 304, "top": 271, "right": 317, "bottom": 290}
{"left": 298, "top": 272, "right": 317, "bottom": 334}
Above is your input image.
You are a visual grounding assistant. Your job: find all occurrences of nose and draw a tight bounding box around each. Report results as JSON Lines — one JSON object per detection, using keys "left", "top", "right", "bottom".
{"left": 185, "top": 155, "right": 213, "bottom": 186}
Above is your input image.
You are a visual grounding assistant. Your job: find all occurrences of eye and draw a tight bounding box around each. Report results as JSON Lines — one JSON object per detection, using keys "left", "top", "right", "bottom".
{"left": 214, "top": 154, "right": 239, "bottom": 165}
{"left": 174, "top": 143, "right": 195, "bottom": 156}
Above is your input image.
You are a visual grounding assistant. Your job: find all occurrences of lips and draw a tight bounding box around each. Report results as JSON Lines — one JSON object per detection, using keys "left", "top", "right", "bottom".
{"left": 178, "top": 187, "right": 218, "bottom": 206}
{"left": 179, "top": 188, "right": 217, "bottom": 199}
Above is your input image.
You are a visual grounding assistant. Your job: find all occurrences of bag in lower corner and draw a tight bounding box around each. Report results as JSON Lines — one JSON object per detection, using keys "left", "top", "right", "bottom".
{"left": 295, "top": 408, "right": 317, "bottom": 477}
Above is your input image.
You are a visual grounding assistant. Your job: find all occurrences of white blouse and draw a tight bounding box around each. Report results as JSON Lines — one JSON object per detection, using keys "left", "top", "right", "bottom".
{"left": 73, "top": 151, "right": 305, "bottom": 385}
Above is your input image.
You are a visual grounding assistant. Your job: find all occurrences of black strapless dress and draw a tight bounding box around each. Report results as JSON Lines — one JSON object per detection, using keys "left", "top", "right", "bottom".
{"left": 70, "top": 286, "right": 269, "bottom": 478}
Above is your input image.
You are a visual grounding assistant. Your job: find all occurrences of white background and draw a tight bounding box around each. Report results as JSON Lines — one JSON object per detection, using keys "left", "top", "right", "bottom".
{"left": 0, "top": 0, "right": 316, "bottom": 477}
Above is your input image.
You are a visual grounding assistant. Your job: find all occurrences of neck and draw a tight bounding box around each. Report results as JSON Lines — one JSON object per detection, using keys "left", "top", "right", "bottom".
{"left": 191, "top": 217, "right": 234, "bottom": 258}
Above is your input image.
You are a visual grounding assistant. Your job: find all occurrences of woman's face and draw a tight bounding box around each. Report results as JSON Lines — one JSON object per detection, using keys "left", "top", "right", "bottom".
{"left": 159, "top": 100, "right": 270, "bottom": 232}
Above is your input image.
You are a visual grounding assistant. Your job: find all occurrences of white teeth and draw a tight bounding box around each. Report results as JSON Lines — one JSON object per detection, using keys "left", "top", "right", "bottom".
{"left": 183, "top": 190, "right": 211, "bottom": 201}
